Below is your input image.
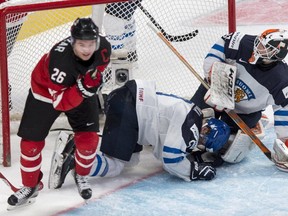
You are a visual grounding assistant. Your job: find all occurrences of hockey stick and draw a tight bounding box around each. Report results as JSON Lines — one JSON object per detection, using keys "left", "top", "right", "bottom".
{"left": 138, "top": 2, "right": 198, "bottom": 42}
{"left": 50, "top": 128, "right": 103, "bottom": 137}
{"left": 0, "top": 172, "right": 44, "bottom": 192}
{"left": 148, "top": 23, "right": 273, "bottom": 161}
{"left": 0, "top": 172, "right": 19, "bottom": 192}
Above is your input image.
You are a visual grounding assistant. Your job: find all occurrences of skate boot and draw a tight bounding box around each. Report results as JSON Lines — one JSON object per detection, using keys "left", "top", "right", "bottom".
{"left": 7, "top": 185, "right": 39, "bottom": 210}
{"left": 72, "top": 169, "right": 92, "bottom": 200}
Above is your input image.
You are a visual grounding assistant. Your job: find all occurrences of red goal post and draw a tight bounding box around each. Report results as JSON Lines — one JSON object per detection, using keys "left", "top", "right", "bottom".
{"left": 0, "top": 0, "right": 236, "bottom": 167}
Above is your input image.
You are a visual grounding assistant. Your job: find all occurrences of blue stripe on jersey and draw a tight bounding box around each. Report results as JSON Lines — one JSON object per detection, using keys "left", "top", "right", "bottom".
{"left": 100, "top": 156, "right": 109, "bottom": 177}
{"left": 163, "top": 146, "right": 185, "bottom": 164}
{"left": 274, "top": 110, "right": 288, "bottom": 116}
{"left": 156, "top": 92, "right": 193, "bottom": 104}
{"left": 112, "top": 44, "right": 124, "bottom": 50}
{"left": 212, "top": 44, "right": 224, "bottom": 53}
{"left": 163, "top": 156, "right": 184, "bottom": 164}
{"left": 91, "top": 154, "right": 104, "bottom": 176}
{"left": 274, "top": 121, "right": 288, "bottom": 126}
{"left": 107, "top": 30, "right": 136, "bottom": 41}
{"left": 163, "top": 146, "right": 185, "bottom": 154}
{"left": 205, "top": 53, "right": 225, "bottom": 62}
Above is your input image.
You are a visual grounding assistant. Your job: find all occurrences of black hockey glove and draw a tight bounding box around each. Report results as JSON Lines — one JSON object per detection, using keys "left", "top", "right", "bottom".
{"left": 190, "top": 161, "right": 216, "bottom": 181}
{"left": 77, "top": 69, "right": 102, "bottom": 98}
{"left": 191, "top": 151, "right": 224, "bottom": 168}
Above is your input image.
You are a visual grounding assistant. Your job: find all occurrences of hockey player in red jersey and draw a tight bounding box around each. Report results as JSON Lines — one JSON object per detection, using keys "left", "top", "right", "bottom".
{"left": 7, "top": 17, "right": 111, "bottom": 209}
{"left": 49, "top": 79, "right": 230, "bottom": 188}
{"left": 190, "top": 29, "right": 288, "bottom": 167}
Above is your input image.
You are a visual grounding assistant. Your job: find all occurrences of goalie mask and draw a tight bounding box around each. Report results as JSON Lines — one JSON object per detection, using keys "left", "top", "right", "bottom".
{"left": 70, "top": 17, "right": 100, "bottom": 50}
{"left": 200, "top": 118, "right": 230, "bottom": 152}
{"left": 249, "top": 29, "right": 288, "bottom": 64}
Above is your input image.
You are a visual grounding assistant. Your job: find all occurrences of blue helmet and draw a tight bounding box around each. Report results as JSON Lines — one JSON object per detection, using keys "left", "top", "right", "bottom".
{"left": 202, "top": 118, "right": 230, "bottom": 152}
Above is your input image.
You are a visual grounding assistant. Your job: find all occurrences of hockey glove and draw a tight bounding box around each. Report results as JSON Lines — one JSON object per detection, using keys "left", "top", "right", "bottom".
{"left": 190, "top": 161, "right": 216, "bottom": 181}
{"left": 77, "top": 69, "right": 102, "bottom": 98}
{"left": 191, "top": 151, "right": 224, "bottom": 168}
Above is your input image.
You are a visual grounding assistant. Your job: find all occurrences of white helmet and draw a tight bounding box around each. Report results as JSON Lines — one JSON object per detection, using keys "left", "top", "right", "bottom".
{"left": 249, "top": 29, "right": 288, "bottom": 64}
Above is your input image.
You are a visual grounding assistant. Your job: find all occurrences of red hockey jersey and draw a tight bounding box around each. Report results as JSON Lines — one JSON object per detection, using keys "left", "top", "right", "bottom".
{"left": 30, "top": 36, "right": 111, "bottom": 111}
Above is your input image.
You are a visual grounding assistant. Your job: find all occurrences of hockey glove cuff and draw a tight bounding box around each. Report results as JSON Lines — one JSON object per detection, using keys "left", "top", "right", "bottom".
{"left": 191, "top": 151, "right": 224, "bottom": 168}
{"left": 77, "top": 69, "right": 102, "bottom": 98}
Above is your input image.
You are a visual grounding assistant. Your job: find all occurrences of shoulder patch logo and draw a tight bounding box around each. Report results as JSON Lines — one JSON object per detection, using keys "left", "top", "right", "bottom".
{"left": 235, "top": 79, "right": 256, "bottom": 102}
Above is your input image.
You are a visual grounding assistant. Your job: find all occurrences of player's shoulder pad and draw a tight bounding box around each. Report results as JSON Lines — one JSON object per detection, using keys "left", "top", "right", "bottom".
{"left": 99, "top": 36, "right": 112, "bottom": 54}
{"left": 49, "top": 37, "right": 74, "bottom": 70}
{"left": 94, "top": 36, "right": 112, "bottom": 64}
{"left": 48, "top": 37, "right": 78, "bottom": 85}
{"left": 223, "top": 32, "right": 245, "bottom": 50}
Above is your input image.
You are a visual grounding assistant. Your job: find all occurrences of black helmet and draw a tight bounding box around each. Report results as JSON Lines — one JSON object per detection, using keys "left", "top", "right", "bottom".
{"left": 71, "top": 17, "right": 99, "bottom": 40}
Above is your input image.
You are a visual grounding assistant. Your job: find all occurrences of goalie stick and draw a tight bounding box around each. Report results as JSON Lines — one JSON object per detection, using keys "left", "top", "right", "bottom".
{"left": 148, "top": 23, "right": 273, "bottom": 162}
{"left": 0, "top": 172, "right": 44, "bottom": 192}
{"left": 138, "top": 2, "right": 198, "bottom": 42}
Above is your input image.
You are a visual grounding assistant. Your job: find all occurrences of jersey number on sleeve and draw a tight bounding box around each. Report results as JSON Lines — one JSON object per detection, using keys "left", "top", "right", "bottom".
{"left": 51, "top": 68, "right": 67, "bottom": 84}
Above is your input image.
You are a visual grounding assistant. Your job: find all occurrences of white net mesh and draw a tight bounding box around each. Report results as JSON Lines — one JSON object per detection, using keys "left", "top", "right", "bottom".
{"left": 4, "top": 0, "right": 231, "bottom": 119}
{"left": 0, "top": 0, "right": 233, "bottom": 164}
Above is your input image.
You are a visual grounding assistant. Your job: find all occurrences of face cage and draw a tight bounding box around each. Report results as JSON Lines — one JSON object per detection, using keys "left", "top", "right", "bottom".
{"left": 199, "top": 123, "right": 211, "bottom": 146}
{"left": 253, "top": 36, "right": 280, "bottom": 61}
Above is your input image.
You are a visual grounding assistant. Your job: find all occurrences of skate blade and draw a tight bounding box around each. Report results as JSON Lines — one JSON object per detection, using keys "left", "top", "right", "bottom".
{"left": 7, "top": 197, "right": 36, "bottom": 211}
{"left": 275, "top": 164, "right": 288, "bottom": 172}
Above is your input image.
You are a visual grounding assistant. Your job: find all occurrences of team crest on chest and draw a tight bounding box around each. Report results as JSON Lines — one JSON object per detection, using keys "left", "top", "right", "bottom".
{"left": 234, "top": 79, "right": 255, "bottom": 102}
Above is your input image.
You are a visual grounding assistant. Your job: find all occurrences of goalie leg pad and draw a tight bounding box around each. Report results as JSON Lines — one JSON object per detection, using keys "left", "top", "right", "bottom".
{"left": 221, "top": 121, "right": 265, "bottom": 163}
{"left": 48, "top": 131, "right": 75, "bottom": 189}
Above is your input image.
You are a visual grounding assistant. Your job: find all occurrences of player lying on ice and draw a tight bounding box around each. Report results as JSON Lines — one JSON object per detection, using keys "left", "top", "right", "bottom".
{"left": 190, "top": 29, "right": 288, "bottom": 169}
{"left": 49, "top": 79, "right": 230, "bottom": 189}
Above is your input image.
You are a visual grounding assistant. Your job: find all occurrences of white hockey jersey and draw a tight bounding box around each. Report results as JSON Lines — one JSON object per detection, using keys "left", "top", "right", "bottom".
{"left": 204, "top": 32, "right": 288, "bottom": 139}
{"left": 135, "top": 80, "right": 203, "bottom": 181}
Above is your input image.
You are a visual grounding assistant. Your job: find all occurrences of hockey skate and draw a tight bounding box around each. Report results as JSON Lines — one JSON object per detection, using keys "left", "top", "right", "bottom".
{"left": 7, "top": 184, "right": 40, "bottom": 210}
{"left": 49, "top": 131, "right": 75, "bottom": 189}
{"left": 72, "top": 169, "right": 92, "bottom": 200}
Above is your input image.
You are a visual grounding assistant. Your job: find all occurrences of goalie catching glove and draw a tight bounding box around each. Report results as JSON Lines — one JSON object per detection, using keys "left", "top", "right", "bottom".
{"left": 190, "top": 161, "right": 216, "bottom": 181}
{"left": 77, "top": 68, "right": 102, "bottom": 98}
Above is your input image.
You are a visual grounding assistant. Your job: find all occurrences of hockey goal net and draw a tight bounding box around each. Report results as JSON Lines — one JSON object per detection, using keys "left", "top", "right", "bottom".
{"left": 0, "top": 0, "right": 236, "bottom": 166}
